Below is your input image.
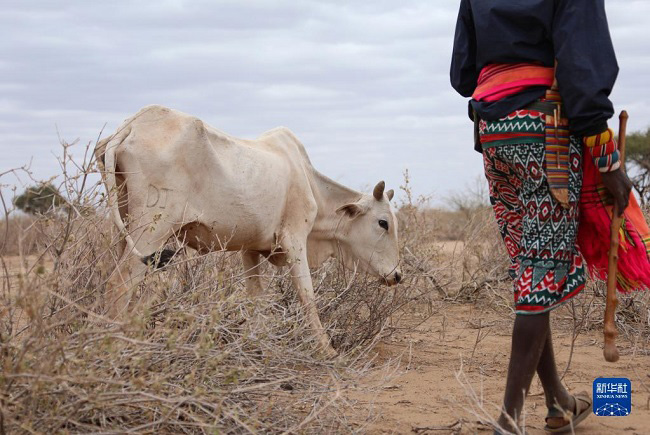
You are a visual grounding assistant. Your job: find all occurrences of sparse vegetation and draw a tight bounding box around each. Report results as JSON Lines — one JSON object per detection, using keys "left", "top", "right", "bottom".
{"left": 0, "top": 140, "right": 442, "bottom": 433}
{"left": 1, "top": 139, "right": 649, "bottom": 433}
{"left": 626, "top": 127, "right": 650, "bottom": 205}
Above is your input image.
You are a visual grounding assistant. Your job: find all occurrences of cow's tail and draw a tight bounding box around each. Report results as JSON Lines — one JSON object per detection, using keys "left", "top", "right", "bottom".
{"left": 101, "top": 125, "right": 145, "bottom": 259}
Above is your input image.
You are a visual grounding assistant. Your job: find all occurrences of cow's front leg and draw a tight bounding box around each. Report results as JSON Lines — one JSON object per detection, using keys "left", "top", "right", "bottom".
{"left": 241, "top": 251, "right": 264, "bottom": 297}
{"left": 106, "top": 252, "right": 148, "bottom": 318}
{"left": 285, "top": 242, "right": 337, "bottom": 358}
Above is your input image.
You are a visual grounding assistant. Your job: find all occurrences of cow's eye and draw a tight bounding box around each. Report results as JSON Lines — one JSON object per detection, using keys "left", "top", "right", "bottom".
{"left": 378, "top": 219, "right": 389, "bottom": 230}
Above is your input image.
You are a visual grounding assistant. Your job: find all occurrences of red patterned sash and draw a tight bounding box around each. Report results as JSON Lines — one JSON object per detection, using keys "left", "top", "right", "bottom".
{"left": 473, "top": 63, "right": 554, "bottom": 102}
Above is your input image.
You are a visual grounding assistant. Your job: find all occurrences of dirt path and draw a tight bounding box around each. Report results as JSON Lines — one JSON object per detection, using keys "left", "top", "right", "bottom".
{"left": 346, "top": 304, "right": 649, "bottom": 434}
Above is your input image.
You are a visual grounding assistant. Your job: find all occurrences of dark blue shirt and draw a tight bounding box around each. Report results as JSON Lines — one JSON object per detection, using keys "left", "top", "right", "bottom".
{"left": 450, "top": 0, "right": 618, "bottom": 137}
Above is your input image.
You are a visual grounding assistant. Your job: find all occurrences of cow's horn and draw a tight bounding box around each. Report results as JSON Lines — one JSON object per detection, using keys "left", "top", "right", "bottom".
{"left": 373, "top": 181, "right": 385, "bottom": 201}
{"left": 386, "top": 189, "right": 394, "bottom": 201}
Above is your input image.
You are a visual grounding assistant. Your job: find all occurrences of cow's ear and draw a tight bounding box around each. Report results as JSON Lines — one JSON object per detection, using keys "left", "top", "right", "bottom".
{"left": 336, "top": 202, "right": 365, "bottom": 218}
{"left": 386, "top": 189, "right": 394, "bottom": 201}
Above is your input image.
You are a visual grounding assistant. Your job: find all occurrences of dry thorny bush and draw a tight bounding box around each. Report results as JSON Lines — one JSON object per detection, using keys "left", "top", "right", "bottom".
{"left": 2, "top": 138, "right": 649, "bottom": 433}
{"left": 0, "top": 141, "right": 442, "bottom": 433}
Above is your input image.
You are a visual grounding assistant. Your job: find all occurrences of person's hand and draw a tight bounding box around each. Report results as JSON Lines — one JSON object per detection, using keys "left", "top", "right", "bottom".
{"left": 600, "top": 169, "right": 633, "bottom": 216}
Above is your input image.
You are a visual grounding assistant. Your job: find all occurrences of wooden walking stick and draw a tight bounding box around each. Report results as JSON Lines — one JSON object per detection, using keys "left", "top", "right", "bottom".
{"left": 603, "top": 110, "right": 628, "bottom": 363}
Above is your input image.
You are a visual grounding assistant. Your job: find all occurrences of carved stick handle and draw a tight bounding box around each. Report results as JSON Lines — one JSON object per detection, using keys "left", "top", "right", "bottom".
{"left": 603, "top": 110, "right": 628, "bottom": 362}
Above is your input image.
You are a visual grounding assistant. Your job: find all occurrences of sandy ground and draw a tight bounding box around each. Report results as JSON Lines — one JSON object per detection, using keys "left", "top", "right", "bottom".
{"left": 345, "top": 303, "right": 650, "bottom": 434}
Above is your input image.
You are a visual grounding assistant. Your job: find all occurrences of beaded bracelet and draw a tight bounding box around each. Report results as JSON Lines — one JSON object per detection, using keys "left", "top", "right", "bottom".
{"left": 594, "top": 149, "right": 621, "bottom": 172}
{"left": 591, "top": 139, "right": 618, "bottom": 157}
{"left": 583, "top": 128, "right": 614, "bottom": 148}
{"left": 583, "top": 128, "right": 621, "bottom": 172}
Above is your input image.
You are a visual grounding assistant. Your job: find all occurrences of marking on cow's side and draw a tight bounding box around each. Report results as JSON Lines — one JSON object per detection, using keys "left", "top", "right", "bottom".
{"left": 146, "top": 184, "right": 172, "bottom": 208}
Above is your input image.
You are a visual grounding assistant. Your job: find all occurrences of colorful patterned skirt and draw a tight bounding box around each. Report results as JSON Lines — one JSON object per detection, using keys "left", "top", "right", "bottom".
{"left": 480, "top": 110, "right": 586, "bottom": 314}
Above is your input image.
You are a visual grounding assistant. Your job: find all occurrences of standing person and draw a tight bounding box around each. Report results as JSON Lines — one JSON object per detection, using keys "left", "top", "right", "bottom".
{"left": 450, "top": 1, "right": 635, "bottom": 433}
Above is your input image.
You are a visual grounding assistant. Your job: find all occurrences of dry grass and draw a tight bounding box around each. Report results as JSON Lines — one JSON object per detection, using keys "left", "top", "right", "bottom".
{"left": 1, "top": 139, "right": 649, "bottom": 434}
{"left": 0, "top": 215, "right": 39, "bottom": 257}
{"left": 0, "top": 141, "right": 441, "bottom": 433}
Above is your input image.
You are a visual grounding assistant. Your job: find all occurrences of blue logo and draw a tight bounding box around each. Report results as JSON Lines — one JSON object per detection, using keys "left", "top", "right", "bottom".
{"left": 593, "top": 378, "right": 631, "bottom": 416}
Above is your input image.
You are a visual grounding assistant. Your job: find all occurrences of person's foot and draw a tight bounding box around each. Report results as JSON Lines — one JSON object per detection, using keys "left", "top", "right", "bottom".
{"left": 546, "top": 392, "right": 575, "bottom": 415}
{"left": 495, "top": 415, "right": 518, "bottom": 434}
{"left": 545, "top": 391, "right": 591, "bottom": 433}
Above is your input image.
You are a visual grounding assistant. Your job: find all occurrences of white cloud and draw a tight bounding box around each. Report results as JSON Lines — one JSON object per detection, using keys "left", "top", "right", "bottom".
{"left": 1, "top": 0, "right": 648, "bottom": 205}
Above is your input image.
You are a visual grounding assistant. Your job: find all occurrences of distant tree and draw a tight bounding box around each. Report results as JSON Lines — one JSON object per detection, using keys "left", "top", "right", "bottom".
{"left": 13, "top": 183, "right": 66, "bottom": 215}
{"left": 625, "top": 128, "right": 650, "bottom": 205}
{"left": 445, "top": 175, "right": 491, "bottom": 220}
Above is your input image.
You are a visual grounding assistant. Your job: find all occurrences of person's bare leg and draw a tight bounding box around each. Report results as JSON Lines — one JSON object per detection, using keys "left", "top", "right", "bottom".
{"left": 496, "top": 312, "right": 550, "bottom": 432}
{"left": 536, "top": 332, "right": 575, "bottom": 412}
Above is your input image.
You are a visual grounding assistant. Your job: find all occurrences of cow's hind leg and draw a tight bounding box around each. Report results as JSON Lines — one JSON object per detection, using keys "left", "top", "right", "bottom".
{"left": 242, "top": 251, "right": 264, "bottom": 297}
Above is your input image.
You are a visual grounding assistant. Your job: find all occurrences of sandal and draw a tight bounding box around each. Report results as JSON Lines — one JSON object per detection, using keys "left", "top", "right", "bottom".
{"left": 544, "top": 391, "right": 592, "bottom": 433}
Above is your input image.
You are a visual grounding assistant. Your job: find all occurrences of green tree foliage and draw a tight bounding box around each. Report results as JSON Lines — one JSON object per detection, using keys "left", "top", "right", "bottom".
{"left": 13, "top": 183, "right": 66, "bottom": 215}
{"left": 626, "top": 128, "right": 650, "bottom": 205}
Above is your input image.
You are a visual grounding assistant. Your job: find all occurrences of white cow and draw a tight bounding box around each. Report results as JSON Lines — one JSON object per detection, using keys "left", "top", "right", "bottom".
{"left": 96, "top": 105, "right": 402, "bottom": 355}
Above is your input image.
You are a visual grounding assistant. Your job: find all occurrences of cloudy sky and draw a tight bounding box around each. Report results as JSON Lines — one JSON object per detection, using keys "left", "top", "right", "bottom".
{"left": 2, "top": 0, "right": 649, "bottom": 204}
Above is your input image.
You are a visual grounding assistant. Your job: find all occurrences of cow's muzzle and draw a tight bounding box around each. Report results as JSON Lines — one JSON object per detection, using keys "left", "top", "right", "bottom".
{"left": 385, "top": 270, "right": 402, "bottom": 286}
